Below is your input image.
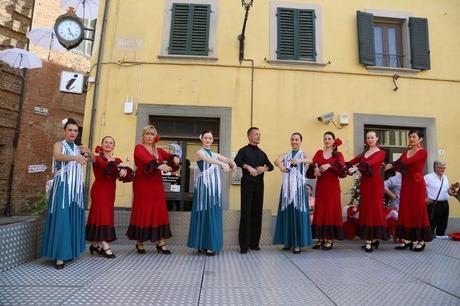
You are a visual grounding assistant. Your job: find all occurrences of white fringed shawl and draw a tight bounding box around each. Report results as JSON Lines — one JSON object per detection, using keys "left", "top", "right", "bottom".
{"left": 281, "top": 150, "right": 308, "bottom": 212}
{"left": 194, "top": 149, "right": 222, "bottom": 211}
{"left": 50, "top": 140, "right": 85, "bottom": 212}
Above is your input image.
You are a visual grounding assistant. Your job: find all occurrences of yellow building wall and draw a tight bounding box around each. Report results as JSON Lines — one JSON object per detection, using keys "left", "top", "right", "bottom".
{"left": 83, "top": 0, "right": 460, "bottom": 217}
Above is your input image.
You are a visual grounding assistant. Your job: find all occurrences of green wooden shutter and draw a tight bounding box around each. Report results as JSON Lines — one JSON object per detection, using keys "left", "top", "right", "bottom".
{"left": 409, "top": 17, "right": 430, "bottom": 70}
{"left": 277, "top": 8, "right": 316, "bottom": 61}
{"left": 277, "top": 8, "right": 296, "bottom": 59}
{"left": 190, "top": 5, "right": 210, "bottom": 55}
{"left": 298, "top": 10, "right": 316, "bottom": 61}
{"left": 169, "top": 4, "right": 189, "bottom": 54}
{"left": 169, "top": 4, "right": 210, "bottom": 56}
{"left": 357, "top": 11, "right": 375, "bottom": 66}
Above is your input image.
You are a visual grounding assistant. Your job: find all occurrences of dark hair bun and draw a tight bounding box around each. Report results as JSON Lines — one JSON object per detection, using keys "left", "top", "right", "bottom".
{"left": 64, "top": 118, "right": 79, "bottom": 129}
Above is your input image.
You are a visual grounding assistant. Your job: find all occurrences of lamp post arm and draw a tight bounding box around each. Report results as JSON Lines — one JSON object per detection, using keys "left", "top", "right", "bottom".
{"left": 239, "top": 6, "right": 251, "bottom": 63}
{"left": 241, "top": 6, "right": 250, "bottom": 38}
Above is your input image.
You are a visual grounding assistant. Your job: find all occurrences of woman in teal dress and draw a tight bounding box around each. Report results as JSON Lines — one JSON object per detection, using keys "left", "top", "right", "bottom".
{"left": 187, "top": 130, "right": 236, "bottom": 256}
{"left": 41, "top": 118, "right": 93, "bottom": 269}
{"left": 273, "top": 133, "right": 313, "bottom": 254}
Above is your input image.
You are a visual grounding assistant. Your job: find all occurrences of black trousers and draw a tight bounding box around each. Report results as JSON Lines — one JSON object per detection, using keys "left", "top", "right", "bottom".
{"left": 428, "top": 201, "right": 449, "bottom": 236}
{"left": 239, "top": 180, "right": 264, "bottom": 250}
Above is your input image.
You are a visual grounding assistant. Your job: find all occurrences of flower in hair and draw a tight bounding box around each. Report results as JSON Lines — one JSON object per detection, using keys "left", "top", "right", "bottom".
{"left": 154, "top": 135, "right": 161, "bottom": 143}
{"left": 62, "top": 118, "right": 68, "bottom": 127}
{"left": 333, "top": 138, "right": 343, "bottom": 147}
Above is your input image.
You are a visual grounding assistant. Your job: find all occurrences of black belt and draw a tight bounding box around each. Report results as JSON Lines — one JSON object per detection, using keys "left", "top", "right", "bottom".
{"left": 429, "top": 199, "right": 448, "bottom": 204}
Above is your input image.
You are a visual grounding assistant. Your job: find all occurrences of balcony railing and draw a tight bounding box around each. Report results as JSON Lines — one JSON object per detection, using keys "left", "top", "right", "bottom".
{"left": 375, "top": 53, "right": 405, "bottom": 68}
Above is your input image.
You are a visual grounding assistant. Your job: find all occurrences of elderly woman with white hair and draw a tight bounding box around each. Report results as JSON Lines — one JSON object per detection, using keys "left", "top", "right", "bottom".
{"left": 424, "top": 160, "right": 455, "bottom": 238}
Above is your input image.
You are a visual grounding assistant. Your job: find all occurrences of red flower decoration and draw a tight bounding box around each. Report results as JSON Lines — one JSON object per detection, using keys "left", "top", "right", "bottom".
{"left": 95, "top": 146, "right": 103, "bottom": 153}
{"left": 333, "top": 138, "right": 343, "bottom": 147}
{"left": 347, "top": 206, "right": 357, "bottom": 217}
{"left": 414, "top": 172, "right": 423, "bottom": 182}
{"left": 154, "top": 135, "right": 161, "bottom": 143}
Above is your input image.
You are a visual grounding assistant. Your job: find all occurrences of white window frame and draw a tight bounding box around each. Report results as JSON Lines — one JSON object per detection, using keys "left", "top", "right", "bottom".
{"left": 364, "top": 9, "right": 419, "bottom": 73}
{"left": 159, "top": 0, "right": 218, "bottom": 60}
{"left": 268, "top": 1, "right": 324, "bottom": 66}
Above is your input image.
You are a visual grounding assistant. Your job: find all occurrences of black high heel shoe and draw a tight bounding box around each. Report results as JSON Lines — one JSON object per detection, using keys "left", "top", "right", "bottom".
{"left": 89, "top": 245, "right": 101, "bottom": 255}
{"left": 395, "top": 241, "right": 413, "bottom": 250}
{"left": 156, "top": 244, "right": 171, "bottom": 255}
{"left": 205, "top": 250, "right": 216, "bottom": 256}
{"left": 412, "top": 242, "right": 426, "bottom": 252}
{"left": 321, "top": 241, "right": 333, "bottom": 250}
{"left": 136, "top": 242, "right": 146, "bottom": 254}
{"left": 101, "top": 248, "right": 116, "bottom": 258}
{"left": 364, "top": 242, "right": 373, "bottom": 253}
{"left": 312, "top": 240, "right": 324, "bottom": 250}
{"left": 55, "top": 261, "right": 65, "bottom": 270}
{"left": 293, "top": 247, "right": 301, "bottom": 254}
{"left": 361, "top": 240, "right": 379, "bottom": 250}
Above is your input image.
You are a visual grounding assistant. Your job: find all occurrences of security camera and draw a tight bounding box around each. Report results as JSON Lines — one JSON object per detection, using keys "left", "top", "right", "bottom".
{"left": 317, "top": 112, "right": 335, "bottom": 123}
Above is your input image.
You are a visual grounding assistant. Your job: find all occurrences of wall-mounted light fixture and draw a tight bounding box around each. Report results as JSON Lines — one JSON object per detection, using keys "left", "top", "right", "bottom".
{"left": 238, "top": 0, "right": 254, "bottom": 63}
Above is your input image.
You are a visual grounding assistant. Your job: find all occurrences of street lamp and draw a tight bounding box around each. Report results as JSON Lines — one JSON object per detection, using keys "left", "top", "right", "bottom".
{"left": 238, "top": 0, "right": 254, "bottom": 63}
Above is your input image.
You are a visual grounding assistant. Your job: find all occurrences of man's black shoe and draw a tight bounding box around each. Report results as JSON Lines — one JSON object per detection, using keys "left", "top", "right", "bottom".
{"left": 249, "top": 246, "right": 261, "bottom": 251}
{"left": 240, "top": 249, "right": 248, "bottom": 254}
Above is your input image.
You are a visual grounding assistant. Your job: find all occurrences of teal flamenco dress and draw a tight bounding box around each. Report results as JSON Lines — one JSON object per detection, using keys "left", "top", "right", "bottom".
{"left": 187, "top": 148, "right": 224, "bottom": 252}
{"left": 41, "top": 140, "right": 86, "bottom": 261}
{"left": 273, "top": 150, "right": 313, "bottom": 248}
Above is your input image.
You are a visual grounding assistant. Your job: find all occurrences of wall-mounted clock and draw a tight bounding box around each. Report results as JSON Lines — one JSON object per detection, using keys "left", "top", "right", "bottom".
{"left": 54, "top": 14, "right": 84, "bottom": 50}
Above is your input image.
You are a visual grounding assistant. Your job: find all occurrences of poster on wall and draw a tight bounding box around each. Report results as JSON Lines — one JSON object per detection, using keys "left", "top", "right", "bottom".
{"left": 161, "top": 143, "right": 182, "bottom": 192}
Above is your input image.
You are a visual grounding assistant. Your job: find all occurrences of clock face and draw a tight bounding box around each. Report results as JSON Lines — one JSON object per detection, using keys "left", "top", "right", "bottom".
{"left": 54, "top": 14, "right": 84, "bottom": 50}
{"left": 56, "top": 19, "right": 83, "bottom": 42}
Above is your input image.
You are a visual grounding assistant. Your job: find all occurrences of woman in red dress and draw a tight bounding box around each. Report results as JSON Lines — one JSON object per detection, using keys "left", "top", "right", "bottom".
{"left": 388, "top": 130, "right": 432, "bottom": 251}
{"left": 347, "top": 131, "right": 389, "bottom": 252}
{"left": 86, "top": 136, "right": 133, "bottom": 258}
{"left": 126, "top": 125, "right": 180, "bottom": 254}
{"left": 308, "top": 131, "right": 346, "bottom": 250}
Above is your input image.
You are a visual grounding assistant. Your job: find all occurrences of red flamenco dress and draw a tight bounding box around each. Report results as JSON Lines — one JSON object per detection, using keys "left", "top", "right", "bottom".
{"left": 308, "top": 150, "right": 346, "bottom": 240}
{"left": 126, "top": 144, "right": 179, "bottom": 242}
{"left": 393, "top": 149, "right": 432, "bottom": 242}
{"left": 347, "top": 151, "right": 389, "bottom": 240}
{"left": 86, "top": 155, "right": 133, "bottom": 242}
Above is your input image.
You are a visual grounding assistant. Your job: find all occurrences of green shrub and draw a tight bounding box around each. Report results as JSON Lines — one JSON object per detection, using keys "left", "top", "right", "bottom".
{"left": 31, "top": 192, "right": 49, "bottom": 217}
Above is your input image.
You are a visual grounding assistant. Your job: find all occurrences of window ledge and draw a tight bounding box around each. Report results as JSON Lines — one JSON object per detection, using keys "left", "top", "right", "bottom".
{"left": 158, "top": 55, "right": 218, "bottom": 61}
{"left": 366, "top": 66, "right": 420, "bottom": 74}
{"left": 266, "top": 59, "right": 327, "bottom": 67}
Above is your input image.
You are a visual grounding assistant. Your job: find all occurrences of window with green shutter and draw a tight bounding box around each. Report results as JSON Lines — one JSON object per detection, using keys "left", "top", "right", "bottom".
{"left": 277, "top": 8, "right": 316, "bottom": 61}
{"left": 169, "top": 4, "right": 210, "bottom": 56}
{"left": 356, "top": 11, "right": 431, "bottom": 70}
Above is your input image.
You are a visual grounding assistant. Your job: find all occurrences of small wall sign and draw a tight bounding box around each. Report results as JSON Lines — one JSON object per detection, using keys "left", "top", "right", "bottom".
{"left": 28, "top": 164, "right": 48, "bottom": 173}
{"left": 33, "top": 106, "right": 49, "bottom": 116}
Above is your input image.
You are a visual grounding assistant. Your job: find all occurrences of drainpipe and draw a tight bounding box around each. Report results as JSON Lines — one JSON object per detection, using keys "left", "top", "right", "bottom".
{"left": 85, "top": 0, "right": 110, "bottom": 196}
{"left": 4, "top": 0, "right": 37, "bottom": 216}
{"left": 241, "top": 59, "right": 254, "bottom": 127}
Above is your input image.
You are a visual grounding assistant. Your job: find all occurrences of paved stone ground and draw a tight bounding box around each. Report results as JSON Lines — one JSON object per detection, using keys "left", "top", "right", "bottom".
{"left": 1, "top": 239, "right": 459, "bottom": 305}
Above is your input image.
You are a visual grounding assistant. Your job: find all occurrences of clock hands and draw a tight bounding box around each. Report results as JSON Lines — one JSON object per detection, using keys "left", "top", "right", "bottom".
{"left": 67, "top": 28, "right": 75, "bottom": 38}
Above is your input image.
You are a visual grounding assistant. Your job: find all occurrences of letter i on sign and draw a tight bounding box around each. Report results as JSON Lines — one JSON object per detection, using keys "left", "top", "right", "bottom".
{"left": 66, "top": 74, "right": 79, "bottom": 90}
